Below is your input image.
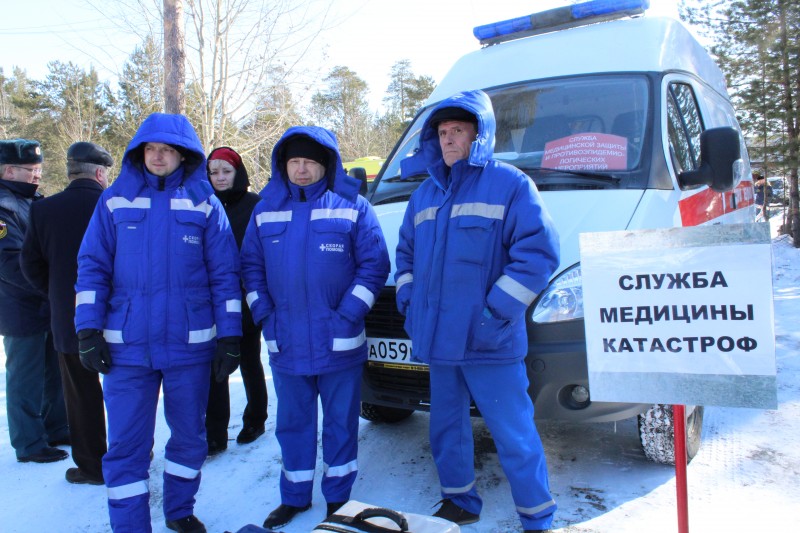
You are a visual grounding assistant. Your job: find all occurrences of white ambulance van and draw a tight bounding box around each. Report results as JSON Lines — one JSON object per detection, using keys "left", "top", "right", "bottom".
{"left": 361, "top": 0, "right": 754, "bottom": 464}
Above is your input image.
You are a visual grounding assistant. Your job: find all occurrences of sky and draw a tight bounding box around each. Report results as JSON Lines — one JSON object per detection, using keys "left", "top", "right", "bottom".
{"left": 1, "top": 210, "right": 798, "bottom": 532}
{"left": 0, "top": 0, "right": 682, "bottom": 112}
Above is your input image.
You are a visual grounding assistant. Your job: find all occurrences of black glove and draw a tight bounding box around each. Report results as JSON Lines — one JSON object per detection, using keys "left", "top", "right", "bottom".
{"left": 77, "top": 329, "right": 112, "bottom": 374}
{"left": 213, "top": 337, "right": 241, "bottom": 382}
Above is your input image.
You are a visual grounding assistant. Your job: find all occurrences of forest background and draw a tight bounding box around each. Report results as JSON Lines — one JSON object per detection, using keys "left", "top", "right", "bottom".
{"left": 1, "top": 0, "right": 798, "bottom": 244}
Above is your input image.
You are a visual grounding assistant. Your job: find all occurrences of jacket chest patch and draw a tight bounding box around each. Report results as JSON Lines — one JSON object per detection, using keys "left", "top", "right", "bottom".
{"left": 182, "top": 234, "right": 201, "bottom": 246}
{"left": 319, "top": 242, "right": 345, "bottom": 253}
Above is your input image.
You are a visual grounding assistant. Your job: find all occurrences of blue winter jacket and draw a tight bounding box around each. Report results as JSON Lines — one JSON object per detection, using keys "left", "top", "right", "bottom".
{"left": 395, "top": 90, "right": 560, "bottom": 365}
{"left": 74, "top": 113, "right": 242, "bottom": 369}
{"left": 241, "top": 126, "right": 390, "bottom": 376}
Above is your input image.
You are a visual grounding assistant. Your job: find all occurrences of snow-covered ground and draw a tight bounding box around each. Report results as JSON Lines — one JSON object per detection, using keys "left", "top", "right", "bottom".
{"left": 2, "top": 211, "right": 798, "bottom": 532}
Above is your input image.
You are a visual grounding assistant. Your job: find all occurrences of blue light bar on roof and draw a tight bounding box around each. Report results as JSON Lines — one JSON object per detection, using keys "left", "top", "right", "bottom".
{"left": 473, "top": 0, "right": 650, "bottom": 45}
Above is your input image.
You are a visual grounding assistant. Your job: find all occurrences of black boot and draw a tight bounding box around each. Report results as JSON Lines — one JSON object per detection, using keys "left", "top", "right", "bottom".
{"left": 166, "top": 515, "right": 206, "bottom": 532}
{"left": 263, "top": 503, "right": 311, "bottom": 529}
{"left": 432, "top": 499, "right": 480, "bottom": 525}
{"left": 326, "top": 501, "right": 346, "bottom": 516}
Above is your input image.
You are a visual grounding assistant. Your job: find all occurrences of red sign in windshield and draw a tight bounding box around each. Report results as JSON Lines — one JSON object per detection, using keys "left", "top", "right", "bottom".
{"left": 542, "top": 133, "right": 628, "bottom": 170}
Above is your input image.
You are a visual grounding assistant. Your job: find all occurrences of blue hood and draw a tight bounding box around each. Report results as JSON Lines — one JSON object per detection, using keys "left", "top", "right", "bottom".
{"left": 402, "top": 89, "right": 496, "bottom": 187}
{"left": 112, "top": 113, "right": 213, "bottom": 202}
{"left": 260, "top": 125, "right": 361, "bottom": 205}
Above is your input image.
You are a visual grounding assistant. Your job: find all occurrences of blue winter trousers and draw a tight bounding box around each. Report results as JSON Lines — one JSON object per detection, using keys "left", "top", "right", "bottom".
{"left": 272, "top": 365, "right": 363, "bottom": 507}
{"left": 103, "top": 363, "right": 210, "bottom": 533}
{"left": 429, "top": 361, "right": 556, "bottom": 530}
{"left": 4, "top": 331, "right": 68, "bottom": 458}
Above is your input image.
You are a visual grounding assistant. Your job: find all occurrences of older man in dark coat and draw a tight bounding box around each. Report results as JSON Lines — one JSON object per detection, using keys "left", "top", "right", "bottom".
{"left": 21, "top": 141, "right": 113, "bottom": 483}
{"left": 1, "top": 138, "right": 69, "bottom": 464}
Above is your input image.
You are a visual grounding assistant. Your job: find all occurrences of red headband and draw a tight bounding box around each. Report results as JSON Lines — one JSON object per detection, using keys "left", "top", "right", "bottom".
{"left": 209, "top": 147, "right": 242, "bottom": 170}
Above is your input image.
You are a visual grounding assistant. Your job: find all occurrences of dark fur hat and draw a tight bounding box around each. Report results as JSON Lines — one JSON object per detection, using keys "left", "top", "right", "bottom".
{"left": 0, "top": 139, "right": 43, "bottom": 165}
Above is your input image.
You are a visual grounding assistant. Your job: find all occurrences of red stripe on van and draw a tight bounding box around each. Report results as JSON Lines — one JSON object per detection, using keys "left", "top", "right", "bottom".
{"left": 679, "top": 181, "right": 754, "bottom": 226}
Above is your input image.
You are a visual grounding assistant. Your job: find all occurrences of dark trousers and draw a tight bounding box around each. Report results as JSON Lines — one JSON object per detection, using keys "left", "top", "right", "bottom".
{"left": 58, "top": 352, "right": 107, "bottom": 480}
{"left": 206, "top": 327, "right": 268, "bottom": 443}
{"left": 4, "top": 331, "right": 68, "bottom": 458}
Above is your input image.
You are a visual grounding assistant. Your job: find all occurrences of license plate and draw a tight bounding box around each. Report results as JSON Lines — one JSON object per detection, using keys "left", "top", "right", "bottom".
{"left": 367, "top": 337, "right": 422, "bottom": 366}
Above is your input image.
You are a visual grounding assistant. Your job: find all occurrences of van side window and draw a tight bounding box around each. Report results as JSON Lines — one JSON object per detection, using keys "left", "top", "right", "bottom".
{"left": 667, "top": 83, "right": 704, "bottom": 187}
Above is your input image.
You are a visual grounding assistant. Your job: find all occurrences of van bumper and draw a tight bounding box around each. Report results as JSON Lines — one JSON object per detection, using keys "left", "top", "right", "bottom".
{"left": 527, "top": 318, "right": 651, "bottom": 422}
{"left": 362, "top": 317, "right": 650, "bottom": 423}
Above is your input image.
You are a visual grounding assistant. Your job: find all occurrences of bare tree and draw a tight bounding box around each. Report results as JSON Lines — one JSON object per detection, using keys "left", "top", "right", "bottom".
{"left": 164, "top": 0, "right": 186, "bottom": 113}
{"left": 88, "top": 0, "right": 333, "bottom": 186}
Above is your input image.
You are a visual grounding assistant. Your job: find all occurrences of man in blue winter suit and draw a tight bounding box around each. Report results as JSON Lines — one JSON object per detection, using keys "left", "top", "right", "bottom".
{"left": 395, "top": 90, "right": 560, "bottom": 533}
{"left": 241, "top": 126, "right": 390, "bottom": 529}
{"left": 74, "top": 113, "right": 243, "bottom": 533}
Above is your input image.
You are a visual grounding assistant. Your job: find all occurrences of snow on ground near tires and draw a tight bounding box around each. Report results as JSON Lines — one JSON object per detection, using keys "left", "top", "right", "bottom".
{"left": 1, "top": 212, "right": 798, "bottom": 532}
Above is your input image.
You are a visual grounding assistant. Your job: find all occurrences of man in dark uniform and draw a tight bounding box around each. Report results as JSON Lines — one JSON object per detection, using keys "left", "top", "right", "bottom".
{"left": 21, "top": 141, "right": 113, "bottom": 483}
{"left": 1, "top": 138, "right": 69, "bottom": 463}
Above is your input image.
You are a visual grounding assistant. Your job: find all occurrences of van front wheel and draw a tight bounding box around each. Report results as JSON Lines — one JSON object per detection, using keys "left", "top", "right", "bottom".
{"left": 637, "top": 404, "right": 704, "bottom": 465}
{"left": 359, "top": 402, "right": 415, "bottom": 423}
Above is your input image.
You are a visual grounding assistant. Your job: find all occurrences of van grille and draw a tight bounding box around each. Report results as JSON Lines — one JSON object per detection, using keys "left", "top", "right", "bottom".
{"left": 364, "top": 287, "right": 408, "bottom": 338}
{"left": 364, "top": 287, "right": 431, "bottom": 401}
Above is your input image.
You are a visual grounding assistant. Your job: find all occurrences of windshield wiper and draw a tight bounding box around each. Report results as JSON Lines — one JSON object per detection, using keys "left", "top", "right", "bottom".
{"left": 381, "top": 173, "right": 429, "bottom": 183}
{"left": 533, "top": 167, "right": 621, "bottom": 183}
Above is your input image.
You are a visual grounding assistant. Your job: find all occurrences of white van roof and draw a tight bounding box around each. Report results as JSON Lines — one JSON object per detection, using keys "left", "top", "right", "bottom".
{"left": 429, "top": 16, "right": 728, "bottom": 103}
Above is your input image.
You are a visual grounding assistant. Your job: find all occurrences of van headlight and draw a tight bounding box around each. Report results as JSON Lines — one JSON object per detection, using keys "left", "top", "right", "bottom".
{"left": 531, "top": 264, "right": 583, "bottom": 323}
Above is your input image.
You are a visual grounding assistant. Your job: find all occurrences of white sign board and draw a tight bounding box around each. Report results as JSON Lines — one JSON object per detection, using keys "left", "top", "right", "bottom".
{"left": 580, "top": 223, "right": 776, "bottom": 409}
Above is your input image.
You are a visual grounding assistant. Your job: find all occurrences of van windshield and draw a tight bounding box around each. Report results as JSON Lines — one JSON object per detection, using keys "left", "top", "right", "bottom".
{"left": 371, "top": 75, "right": 650, "bottom": 205}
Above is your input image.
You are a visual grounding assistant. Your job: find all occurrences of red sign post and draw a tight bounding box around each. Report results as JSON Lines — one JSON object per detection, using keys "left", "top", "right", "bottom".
{"left": 674, "top": 404, "right": 689, "bottom": 533}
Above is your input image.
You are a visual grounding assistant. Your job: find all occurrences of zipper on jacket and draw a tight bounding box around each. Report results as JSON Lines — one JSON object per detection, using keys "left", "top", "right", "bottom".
{"left": 299, "top": 188, "right": 306, "bottom": 202}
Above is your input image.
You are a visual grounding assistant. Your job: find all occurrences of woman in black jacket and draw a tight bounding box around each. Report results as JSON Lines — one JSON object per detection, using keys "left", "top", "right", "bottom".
{"left": 206, "top": 146, "right": 268, "bottom": 454}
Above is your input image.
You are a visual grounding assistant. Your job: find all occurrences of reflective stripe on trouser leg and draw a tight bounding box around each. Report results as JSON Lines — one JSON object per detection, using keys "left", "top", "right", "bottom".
{"left": 463, "top": 362, "right": 557, "bottom": 530}
{"left": 319, "top": 365, "right": 363, "bottom": 503}
{"left": 429, "top": 364, "right": 482, "bottom": 516}
{"left": 103, "top": 364, "right": 161, "bottom": 532}
{"left": 273, "top": 370, "right": 319, "bottom": 507}
{"left": 162, "top": 363, "right": 211, "bottom": 521}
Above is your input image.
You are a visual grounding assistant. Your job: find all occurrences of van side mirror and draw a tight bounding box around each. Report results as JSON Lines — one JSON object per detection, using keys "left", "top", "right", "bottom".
{"left": 348, "top": 166, "right": 369, "bottom": 195}
{"left": 678, "top": 127, "right": 743, "bottom": 192}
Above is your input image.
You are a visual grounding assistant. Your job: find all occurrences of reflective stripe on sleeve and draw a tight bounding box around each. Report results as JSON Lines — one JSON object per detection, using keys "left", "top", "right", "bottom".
{"left": 332, "top": 330, "right": 366, "bottom": 351}
{"left": 188, "top": 326, "right": 216, "bottom": 344}
{"left": 75, "top": 290, "right": 96, "bottom": 306}
{"left": 324, "top": 459, "right": 358, "bottom": 478}
{"left": 450, "top": 202, "right": 505, "bottom": 220}
{"left": 164, "top": 459, "right": 200, "bottom": 480}
{"left": 496, "top": 274, "right": 538, "bottom": 306}
{"left": 246, "top": 291, "right": 259, "bottom": 308}
{"left": 310, "top": 208, "right": 358, "bottom": 222}
{"left": 226, "top": 299, "right": 241, "bottom": 313}
{"left": 256, "top": 211, "right": 292, "bottom": 225}
{"left": 396, "top": 273, "right": 413, "bottom": 291}
{"left": 107, "top": 480, "right": 148, "bottom": 501}
{"left": 106, "top": 197, "right": 151, "bottom": 212}
{"left": 170, "top": 198, "right": 212, "bottom": 217}
{"left": 103, "top": 330, "right": 123, "bottom": 343}
{"left": 414, "top": 207, "right": 438, "bottom": 227}
{"left": 282, "top": 466, "right": 315, "bottom": 483}
{"left": 351, "top": 285, "right": 375, "bottom": 308}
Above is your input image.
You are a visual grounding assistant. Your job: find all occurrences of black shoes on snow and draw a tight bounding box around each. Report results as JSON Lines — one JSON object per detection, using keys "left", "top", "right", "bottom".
{"left": 326, "top": 501, "right": 346, "bottom": 516}
{"left": 166, "top": 515, "right": 206, "bottom": 532}
{"left": 263, "top": 503, "right": 311, "bottom": 529}
{"left": 432, "top": 499, "right": 480, "bottom": 525}
{"left": 65, "top": 467, "right": 103, "bottom": 485}
{"left": 17, "top": 446, "right": 69, "bottom": 463}
{"left": 207, "top": 440, "right": 227, "bottom": 456}
{"left": 236, "top": 425, "right": 265, "bottom": 445}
